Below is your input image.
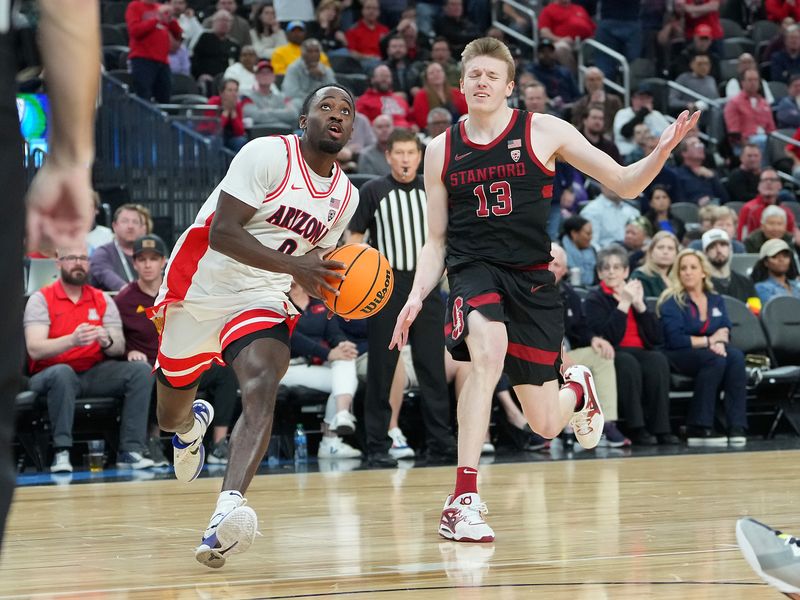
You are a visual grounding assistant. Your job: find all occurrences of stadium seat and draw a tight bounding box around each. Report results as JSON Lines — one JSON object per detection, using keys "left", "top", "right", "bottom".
{"left": 102, "top": 45, "right": 129, "bottom": 71}
{"left": 725, "top": 200, "right": 745, "bottom": 215}
{"left": 670, "top": 202, "right": 700, "bottom": 225}
{"left": 329, "top": 55, "right": 364, "bottom": 74}
{"left": 335, "top": 73, "right": 369, "bottom": 97}
{"left": 101, "top": 24, "right": 127, "bottom": 47}
{"left": 348, "top": 173, "right": 379, "bottom": 189}
{"left": 730, "top": 253, "right": 759, "bottom": 277}
{"left": 171, "top": 73, "right": 201, "bottom": 96}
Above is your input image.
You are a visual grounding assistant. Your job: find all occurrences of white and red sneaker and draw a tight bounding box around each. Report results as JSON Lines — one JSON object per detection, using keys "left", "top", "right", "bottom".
{"left": 438, "top": 493, "right": 495, "bottom": 543}
{"left": 565, "top": 365, "right": 604, "bottom": 449}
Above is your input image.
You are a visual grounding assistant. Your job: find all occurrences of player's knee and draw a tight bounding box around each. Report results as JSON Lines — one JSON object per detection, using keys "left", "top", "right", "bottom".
{"left": 239, "top": 374, "right": 280, "bottom": 411}
{"left": 531, "top": 418, "right": 562, "bottom": 440}
{"left": 468, "top": 346, "right": 505, "bottom": 379}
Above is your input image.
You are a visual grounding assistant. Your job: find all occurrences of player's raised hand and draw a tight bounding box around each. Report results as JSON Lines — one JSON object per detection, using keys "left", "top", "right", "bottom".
{"left": 292, "top": 248, "right": 347, "bottom": 299}
{"left": 656, "top": 110, "right": 702, "bottom": 155}
{"left": 389, "top": 294, "right": 423, "bottom": 350}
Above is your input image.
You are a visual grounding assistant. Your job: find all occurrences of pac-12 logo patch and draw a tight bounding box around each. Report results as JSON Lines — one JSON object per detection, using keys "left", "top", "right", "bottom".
{"left": 510, "top": 149, "right": 521, "bottom": 162}
{"left": 451, "top": 297, "right": 464, "bottom": 340}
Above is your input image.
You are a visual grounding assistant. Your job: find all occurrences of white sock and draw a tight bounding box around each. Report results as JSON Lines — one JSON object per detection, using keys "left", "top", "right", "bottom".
{"left": 216, "top": 490, "right": 244, "bottom": 512}
{"left": 176, "top": 415, "right": 202, "bottom": 444}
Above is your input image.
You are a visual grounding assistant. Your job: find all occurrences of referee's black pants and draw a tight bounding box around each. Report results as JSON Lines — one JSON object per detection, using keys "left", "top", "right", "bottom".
{"left": 365, "top": 270, "right": 454, "bottom": 456}
{"left": 0, "top": 98, "right": 26, "bottom": 553}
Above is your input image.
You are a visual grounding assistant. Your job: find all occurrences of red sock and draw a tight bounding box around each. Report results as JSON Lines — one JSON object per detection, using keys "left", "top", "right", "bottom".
{"left": 453, "top": 466, "right": 478, "bottom": 499}
{"left": 562, "top": 381, "right": 584, "bottom": 411}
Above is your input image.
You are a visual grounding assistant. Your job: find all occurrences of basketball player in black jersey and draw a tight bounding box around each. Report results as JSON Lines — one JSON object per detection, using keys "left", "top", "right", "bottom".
{"left": 0, "top": 0, "right": 99, "bottom": 555}
{"left": 390, "top": 37, "right": 700, "bottom": 542}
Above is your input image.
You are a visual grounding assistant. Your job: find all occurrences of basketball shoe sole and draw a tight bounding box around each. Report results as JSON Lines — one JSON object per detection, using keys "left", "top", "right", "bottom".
{"left": 195, "top": 506, "right": 258, "bottom": 569}
{"left": 736, "top": 517, "right": 800, "bottom": 595}
{"left": 565, "top": 365, "right": 604, "bottom": 449}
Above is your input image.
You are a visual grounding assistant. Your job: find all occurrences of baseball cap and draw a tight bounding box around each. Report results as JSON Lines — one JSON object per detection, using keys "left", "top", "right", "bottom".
{"left": 287, "top": 20, "right": 306, "bottom": 31}
{"left": 133, "top": 234, "right": 168, "bottom": 258}
{"left": 702, "top": 228, "right": 730, "bottom": 251}
{"left": 759, "top": 238, "right": 792, "bottom": 259}
{"left": 255, "top": 59, "right": 273, "bottom": 72}
{"left": 694, "top": 24, "right": 713, "bottom": 38}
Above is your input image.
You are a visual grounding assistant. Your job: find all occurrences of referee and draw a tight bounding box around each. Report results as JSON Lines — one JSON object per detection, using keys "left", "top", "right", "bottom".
{"left": 347, "top": 128, "right": 456, "bottom": 467}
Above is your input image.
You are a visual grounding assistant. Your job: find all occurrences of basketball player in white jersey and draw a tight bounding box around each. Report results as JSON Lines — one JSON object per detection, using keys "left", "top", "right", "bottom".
{"left": 150, "top": 84, "right": 359, "bottom": 568}
{"left": 391, "top": 38, "right": 700, "bottom": 543}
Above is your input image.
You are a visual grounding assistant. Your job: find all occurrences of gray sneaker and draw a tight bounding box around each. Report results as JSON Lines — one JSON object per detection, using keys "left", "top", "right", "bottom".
{"left": 736, "top": 517, "right": 800, "bottom": 595}
{"left": 207, "top": 439, "right": 230, "bottom": 465}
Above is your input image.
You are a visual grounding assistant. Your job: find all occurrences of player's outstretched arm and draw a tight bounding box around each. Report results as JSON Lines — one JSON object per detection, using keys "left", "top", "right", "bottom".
{"left": 535, "top": 110, "right": 701, "bottom": 199}
{"left": 389, "top": 133, "right": 448, "bottom": 350}
{"left": 209, "top": 191, "right": 345, "bottom": 298}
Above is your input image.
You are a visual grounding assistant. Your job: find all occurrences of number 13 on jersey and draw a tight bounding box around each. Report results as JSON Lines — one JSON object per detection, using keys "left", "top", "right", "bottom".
{"left": 473, "top": 181, "right": 513, "bottom": 217}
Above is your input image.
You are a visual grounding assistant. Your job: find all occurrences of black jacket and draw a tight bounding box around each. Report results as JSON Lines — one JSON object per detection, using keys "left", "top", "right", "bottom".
{"left": 560, "top": 282, "right": 593, "bottom": 349}
{"left": 584, "top": 285, "right": 663, "bottom": 349}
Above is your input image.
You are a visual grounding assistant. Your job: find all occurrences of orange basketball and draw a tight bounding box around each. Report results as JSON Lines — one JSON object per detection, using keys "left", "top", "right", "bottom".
{"left": 321, "top": 244, "right": 394, "bottom": 319}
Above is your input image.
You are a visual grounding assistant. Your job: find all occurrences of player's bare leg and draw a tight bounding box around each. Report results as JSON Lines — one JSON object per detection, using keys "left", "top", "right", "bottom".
{"left": 439, "top": 311, "right": 504, "bottom": 543}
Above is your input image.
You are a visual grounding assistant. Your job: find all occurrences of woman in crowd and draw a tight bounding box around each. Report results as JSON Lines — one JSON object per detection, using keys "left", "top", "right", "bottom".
{"left": 631, "top": 230, "right": 680, "bottom": 298}
{"left": 410, "top": 61, "right": 467, "bottom": 130}
{"left": 585, "top": 245, "right": 678, "bottom": 445}
{"left": 644, "top": 184, "right": 686, "bottom": 241}
{"left": 250, "top": 2, "right": 286, "bottom": 59}
{"left": 658, "top": 249, "right": 748, "bottom": 446}
{"left": 306, "top": 0, "right": 348, "bottom": 55}
{"left": 560, "top": 215, "right": 596, "bottom": 287}
{"left": 751, "top": 238, "right": 800, "bottom": 303}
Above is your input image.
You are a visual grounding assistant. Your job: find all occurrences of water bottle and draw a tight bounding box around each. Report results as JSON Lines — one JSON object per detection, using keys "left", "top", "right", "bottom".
{"left": 294, "top": 424, "right": 308, "bottom": 463}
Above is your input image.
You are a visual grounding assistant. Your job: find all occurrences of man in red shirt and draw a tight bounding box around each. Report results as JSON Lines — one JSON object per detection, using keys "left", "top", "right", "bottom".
{"left": 345, "top": 0, "right": 389, "bottom": 69}
{"left": 125, "top": 0, "right": 183, "bottom": 103}
{"left": 355, "top": 64, "right": 414, "bottom": 128}
{"left": 724, "top": 68, "right": 777, "bottom": 157}
{"left": 737, "top": 168, "right": 798, "bottom": 239}
{"left": 23, "top": 242, "right": 154, "bottom": 473}
{"left": 538, "top": 0, "right": 596, "bottom": 69}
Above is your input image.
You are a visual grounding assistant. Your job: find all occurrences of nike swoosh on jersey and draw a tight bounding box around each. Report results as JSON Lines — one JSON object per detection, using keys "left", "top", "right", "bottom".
{"left": 291, "top": 184, "right": 303, "bottom": 190}
{"left": 455, "top": 152, "right": 473, "bottom": 161}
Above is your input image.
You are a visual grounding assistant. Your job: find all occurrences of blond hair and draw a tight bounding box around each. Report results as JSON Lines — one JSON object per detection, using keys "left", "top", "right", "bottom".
{"left": 461, "top": 37, "right": 515, "bottom": 83}
{"left": 638, "top": 230, "right": 679, "bottom": 276}
{"left": 656, "top": 248, "right": 715, "bottom": 314}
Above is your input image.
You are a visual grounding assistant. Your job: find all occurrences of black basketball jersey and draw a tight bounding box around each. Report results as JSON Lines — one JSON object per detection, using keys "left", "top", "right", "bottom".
{"left": 442, "top": 109, "right": 554, "bottom": 270}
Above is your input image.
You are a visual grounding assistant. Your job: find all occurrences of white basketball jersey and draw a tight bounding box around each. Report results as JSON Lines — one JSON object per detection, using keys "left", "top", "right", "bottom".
{"left": 154, "top": 135, "right": 359, "bottom": 321}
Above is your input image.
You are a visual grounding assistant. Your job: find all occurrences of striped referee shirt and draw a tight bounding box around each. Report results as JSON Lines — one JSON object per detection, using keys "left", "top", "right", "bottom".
{"left": 347, "top": 174, "right": 428, "bottom": 272}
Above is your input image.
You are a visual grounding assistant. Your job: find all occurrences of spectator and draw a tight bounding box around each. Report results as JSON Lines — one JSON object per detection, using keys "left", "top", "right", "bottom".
{"left": 752, "top": 237, "right": 800, "bottom": 302}
{"left": 585, "top": 245, "right": 675, "bottom": 445}
{"left": 357, "top": 114, "right": 394, "bottom": 176}
{"left": 560, "top": 215, "right": 596, "bottom": 287}
{"left": 623, "top": 123, "right": 654, "bottom": 165}
{"left": 410, "top": 62, "right": 467, "bottom": 130}
{"left": 658, "top": 248, "right": 748, "bottom": 446}
{"left": 90, "top": 204, "right": 150, "bottom": 291}
{"left": 726, "top": 52, "right": 775, "bottom": 104}
{"left": 631, "top": 230, "right": 680, "bottom": 297}
{"left": 771, "top": 24, "right": 800, "bottom": 82}
{"left": 579, "top": 104, "right": 622, "bottom": 164}
{"left": 306, "top": 0, "right": 347, "bottom": 55}
{"left": 674, "top": 136, "right": 729, "bottom": 205}
{"left": 24, "top": 242, "right": 155, "bottom": 473}
{"left": 282, "top": 281, "right": 362, "bottom": 459}
{"left": 767, "top": 0, "right": 800, "bottom": 22}
{"left": 345, "top": 0, "right": 389, "bottom": 68}
{"left": 271, "top": 21, "right": 331, "bottom": 76}
{"left": 669, "top": 53, "right": 719, "bottom": 115}
{"left": 429, "top": 37, "right": 462, "bottom": 88}
{"left": 126, "top": 0, "right": 182, "bottom": 103}
{"left": 241, "top": 60, "right": 298, "bottom": 131}
{"left": 522, "top": 82, "right": 555, "bottom": 116}
{"left": 725, "top": 143, "right": 764, "bottom": 204}
{"left": 282, "top": 39, "right": 338, "bottom": 112}
{"left": 207, "top": 79, "right": 248, "bottom": 152}
{"left": 644, "top": 184, "right": 686, "bottom": 241}
{"left": 723, "top": 69, "right": 776, "bottom": 156}
{"left": 223, "top": 45, "right": 259, "bottom": 91}
{"left": 191, "top": 10, "right": 241, "bottom": 82}
{"left": 702, "top": 228, "right": 758, "bottom": 302}
{"left": 201, "top": 0, "right": 251, "bottom": 48}
{"left": 570, "top": 67, "right": 623, "bottom": 135}
{"left": 737, "top": 168, "right": 796, "bottom": 239}
{"left": 434, "top": 0, "right": 482, "bottom": 56}
{"left": 745, "top": 205, "right": 795, "bottom": 253}
{"left": 550, "top": 244, "right": 632, "bottom": 447}
{"left": 622, "top": 217, "right": 650, "bottom": 269}
{"left": 249, "top": 2, "right": 286, "bottom": 59}
{"left": 384, "top": 35, "right": 422, "bottom": 99}
{"left": 670, "top": 23, "right": 722, "bottom": 81}
{"left": 776, "top": 74, "right": 800, "bottom": 128}
{"left": 419, "top": 106, "right": 452, "bottom": 146}
{"left": 86, "top": 192, "right": 114, "bottom": 254}
{"left": 690, "top": 206, "right": 748, "bottom": 252}
{"left": 170, "top": 0, "right": 203, "bottom": 48}
{"left": 675, "top": 1, "right": 724, "bottom": 44}
{"left": 382, "top": 13, "right": 431, "bottom": 63}
{"left": 593, "top": 0, "right": 641, "bottom": 79}
{"left": 581, "top": 184, "right": 641, "bottom": 250}
{"left": 168, "top": 31, "right": 191, "bottom": 76}
{"left": 613, "top": 83, "right": 670, "bottom": 158}
{"left": 537, "top": 0, "right": 596, "bottom": 71}
{"left": 355, "top": 64, "right": 414, "bottom": 128}
{"left": 528, "top": 39, "right": 580, "bottom": 109}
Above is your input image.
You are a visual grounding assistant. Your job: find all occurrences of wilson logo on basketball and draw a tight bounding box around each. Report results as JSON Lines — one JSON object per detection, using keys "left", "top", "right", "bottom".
{"left": 360, "top": 269, "right": 393, "bottom": 315}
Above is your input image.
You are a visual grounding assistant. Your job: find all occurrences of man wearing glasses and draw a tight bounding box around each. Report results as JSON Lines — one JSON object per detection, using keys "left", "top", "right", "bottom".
{"left": 737, "top": 168, "right": 797, "bottom": 240}
{"left": 23, "top": 243, "right": 154, "bottom": 473}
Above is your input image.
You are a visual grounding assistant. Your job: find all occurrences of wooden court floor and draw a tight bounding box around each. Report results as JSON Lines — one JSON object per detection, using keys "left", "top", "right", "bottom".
{"left": 1, "top": 450, "right": 798, "bottom": 599}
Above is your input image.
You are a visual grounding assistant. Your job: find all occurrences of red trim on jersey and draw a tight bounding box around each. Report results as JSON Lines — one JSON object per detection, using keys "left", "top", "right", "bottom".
{"left": 514, "top": 262, "right": 549, "bottom": 271}
{"left": 467, "top": 292, "right": 502, "bottom": 308}
{"left": 157, "top": 350, "right": 224, "bottom": 387}
{"left": 441, "top": 127, "right": 452, "bottom": 183}
{"left": 526, "top": 113, "right": 556, "bottom": 176}
{"left": 330, "top": 181, "right": 354, "bottom": 228}
{"left": 506, "top": 342, "right": 559, "bottom": 365}
{"left": 218, "top": 308, "right": 286, "bottom": 346}
{"left": 160, "top": 217, "right": 213, "bottom": 307}
{"left": 444, "top": 322, "right": 453, "bottom": 336}
{"left": 293, "top": 135, "right": 342, "bottom": 198}
{"left": 542, "top": 184, "right": 553, "bottom": 198}
{"left": 459, "top": 110, "right": 519, "bottom": 151}
{"left": 263, "top": 136, "right": 292, "bottom": 203}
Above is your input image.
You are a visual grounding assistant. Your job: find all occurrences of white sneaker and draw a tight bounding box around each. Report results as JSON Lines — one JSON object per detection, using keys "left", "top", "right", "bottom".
{"left": 318, "top": 436, "right": 362, "bottom": 459}
{"left": 439, "top": 493, "right": 495, "bottom": 543}
{"left": 565, "top": 365, "right": 604, "bottom": 449}
{"left": 195, "top": 500, "right": 258, "bottom": 569}
{"left": 172, "top": 400, "right": 214, "bottom": 483}
{"left": 50, "top": 450, "right": 73, "bottom": 473}
{"left": 388, "top": 427, "right": 415, "bottom": 459}
{"left": 481, "top": 442, "right": 495, "bottom": 455}
{"left": 329, "top": 410, "right": 356, "bottom": 436}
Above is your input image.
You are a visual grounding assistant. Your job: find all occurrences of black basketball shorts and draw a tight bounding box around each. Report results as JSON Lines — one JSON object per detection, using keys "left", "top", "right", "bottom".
{"left": 444, "top": 261, "right": 563, "bottom": 386}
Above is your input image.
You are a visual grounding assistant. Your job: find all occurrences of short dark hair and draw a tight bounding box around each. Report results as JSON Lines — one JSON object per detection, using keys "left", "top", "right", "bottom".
{"left": 387, "top": 128, "right": 422, "bottom": 151}
{"left": 561, "top": 215, "right": 589, "bottom": 238}
{"left": 220, "top": 78, "right": 239, "bottom": 92}
{"left": 300, "top": 84, "right": 356, "bottom": 118}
